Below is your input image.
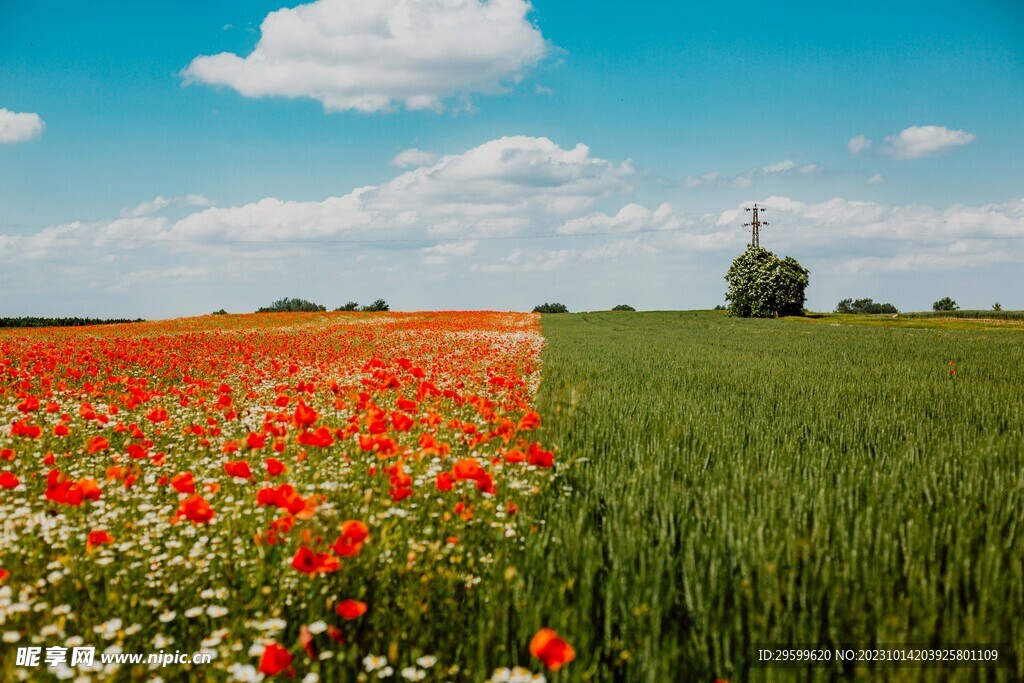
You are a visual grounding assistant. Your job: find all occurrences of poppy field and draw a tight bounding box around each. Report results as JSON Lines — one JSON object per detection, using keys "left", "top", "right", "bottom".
{"left": 0, "top": 312, "right": 568, "bottom": 681}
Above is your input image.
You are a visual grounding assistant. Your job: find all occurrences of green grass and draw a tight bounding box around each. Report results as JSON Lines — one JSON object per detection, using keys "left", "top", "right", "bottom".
{"left": 526, "top": 311, "right": 1023, "bottom": 681}
{"left": 897, "top": 310, "right": 1024, "bottom": 321}
{"left": 802, "top": 312, "right": 1024, "bottom": 332}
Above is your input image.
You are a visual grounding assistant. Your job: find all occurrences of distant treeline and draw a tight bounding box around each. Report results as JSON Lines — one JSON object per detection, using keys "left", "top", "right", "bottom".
{"left": 897, "top": 310, "right": 1024, "bottom": 321}
{"left": 255, "top": 297, "right": 391, "bottom": 313}
{"left": 0, "top": 317, "right": 145, "bottom": 329}
{"left": 835, "top": 298, "right": 898, "bottom": 315}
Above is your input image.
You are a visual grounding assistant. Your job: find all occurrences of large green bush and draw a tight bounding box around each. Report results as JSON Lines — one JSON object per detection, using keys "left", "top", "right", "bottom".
{"left": 359, "top": 299, "right": 390, "bottom": 312}
{"left": 256, "top": 297, "right": 326, "bottom": 313}
{"left": 533, "top": 303, "right": 569, "bottom": 313}
{"left": 835, "top": 298, "right": 898, "bottom": 314}
{"left": 724, "top": 246, "right": 809, "bottom": 318}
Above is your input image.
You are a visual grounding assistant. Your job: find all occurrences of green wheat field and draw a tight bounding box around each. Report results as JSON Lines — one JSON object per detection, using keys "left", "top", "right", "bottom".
{"left": 528, "top": 311, "right": 1022, "bottom": 681}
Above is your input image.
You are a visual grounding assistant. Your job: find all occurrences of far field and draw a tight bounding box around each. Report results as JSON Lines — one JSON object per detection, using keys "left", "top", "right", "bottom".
{"left": 529, "top": 310, "right": 1023, "bottom": 681}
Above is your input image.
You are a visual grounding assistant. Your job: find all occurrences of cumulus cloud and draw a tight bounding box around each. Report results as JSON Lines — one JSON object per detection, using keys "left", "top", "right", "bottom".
{"left": 0, "top": 108, "right": 45, "bottom": 144}
{"left": 684, "top": 159, "right": 821, "bottom": 189}
{"left": 761, "top": 160, "right": 796, "bottom": 174}
{"left": 557, "top": 202, "right": 680, "bottom": 235}
{"left": 3, "top": 134, "right": 1021, "bottom": 315}
{"left": 682, "top": 171, "right": 719, "bottom": 189}
{"left": 391, "top": 148, "right": 439, "bottom": 167}
{"left": 2, "top": 136, "right": 634, "bottom": 258}
{"left": 182, "top": 0, "right": 549, "bottom": 113}
{"left": 866, "top": 173, "right": 885, "bottom": 185}
{"left": 120, "top": 195, "right": 217, "bottom": 218}
{"left": 881, "top": 125, "right": 976, "bottom": 159}
{"left": 847, "top": 135, "right": 871, "bottom": 156}
{"left": 715, "top": 196, "right": 1024, "bottom": 250}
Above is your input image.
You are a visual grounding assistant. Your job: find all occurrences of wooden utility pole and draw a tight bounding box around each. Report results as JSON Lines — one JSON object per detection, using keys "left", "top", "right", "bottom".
{"left": 743, "top": 204, "right": 768, "bottom": 247}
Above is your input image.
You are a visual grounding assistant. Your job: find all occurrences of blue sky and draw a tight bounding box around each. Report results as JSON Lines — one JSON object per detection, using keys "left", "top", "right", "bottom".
{"left": 1, "top": 0, "right": 1022, "bottom": 317}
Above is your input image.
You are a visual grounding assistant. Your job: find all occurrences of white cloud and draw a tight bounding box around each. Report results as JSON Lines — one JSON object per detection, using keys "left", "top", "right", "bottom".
{"left": 0, "top": 108, "right": 45, "bottom": 144}
{"left": 3, "top": 133, "right": 1022, "bottom": 315}
{"left": 835, "top": 243, "right": 1014, "bottom": 275}
{"left": 881, "top": 125, "right": 976, "bottom": 159}
{"left": 183, "top": 194, "right": 217, "bottom": 207}
{"left": 557, "top": 202, "right": 679, "bottom": 235}
{"left": 422, "top": 240, "right": 478, "bottom": 257}
{"left": 761, "top": 159, "right": 796, "bottom": 174}
{"left": 182, "top": 0, "right": 549, "bottom": 113}
{"left": 683, "top": 171, "right": 719, "bottom": 188}
{"left": 26, "top": 136, "right": 634, "bottom": 250}
{"left": 391, "top": 148, "right": 439, "bottom": 168}
{"left": 121, "top": 196, "right": 172, "bottom": 218}
{"left": 684, "top": 160, "right": 820, "bottom": 189}
{"left": 866, "top": 173, "right": 885, "bottom": 185}
{"left": 847, "top": 135, "right": 871, "bottom": 156}
{"left": 715, "top": 195, "right": 1024, "bottom": 250}
{"left": 469, "top": 248, "right": 573, "bottom": 272}
{"left": 120, "top": 195, "right": 217, "bottom": 218}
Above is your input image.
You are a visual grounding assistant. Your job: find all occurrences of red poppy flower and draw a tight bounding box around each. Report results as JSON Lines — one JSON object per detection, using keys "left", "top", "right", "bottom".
{"left": 179, "top": 495, "right": 215, "bottom": 524}
{"left": 87, "top": 435, "right": 109, "bottom": 454}
{"left": 435, "top": 471, "right": 454, "bottom": 492}
{"left": 224, "top": 460, "right": 253, "bottom": 480}
{"left": 17, "top": 396, "right": 40, "bottom": 413}
{"left": 10, "top": 421, "right": 42, "bottom": 438}
{"left": 76, "top": 478, "right": 102, "bottom": 501}
{"left": 293, "top": 400, "right": 318, "bottom": 427}
{"left": 329, "top": 519, "right": 369, "bottom": 557}
{"left": 390, "top": 411, "right": 414, "bottom": 432}
{"left": 87, "top": 530, "right": 114, "bottom": 548}
{"left": 297, "top": 426, "right": 333, "bottom": 448}
{"left": 389, "top": 486, "right": 413, "bottom": 502}
{"left": 530, "top": 628, "right": 575, "bottom": 671}
{"left": 291, "top": 546, "right": 340, "bottom": 574}
{"left": 0, "top": 472, "right": 19, "bottom": 489}
{"left": 335, "top": 599, "right": 367, "bottom": 620}
{"left": 528, "top": 443, "right": 554, "bottom": 468}
{"left": 146, "top": 407, "right": 169, "bottom": 423}
{"left": 517, "top": 411, "right": 541, "bottom": 431}
{"left": 258, "top": 642, "right": 293, "bottom": 676}
{"left": 171, "top": 472, "right": 196, "bottom": 494}
{"left": 453, "top": 457, "right": 485, "bottom": 481}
